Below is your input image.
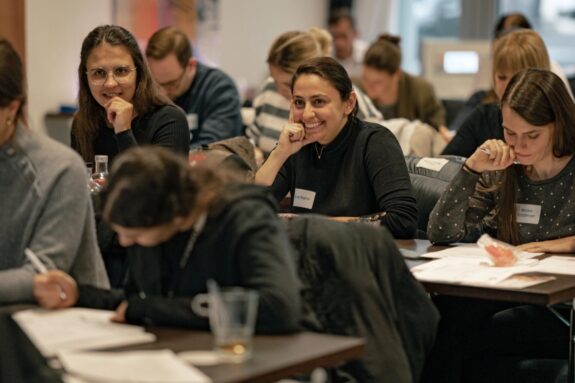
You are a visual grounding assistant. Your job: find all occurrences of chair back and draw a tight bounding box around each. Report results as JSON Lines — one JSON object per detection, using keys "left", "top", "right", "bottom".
{"left": 405, "top": 156, "right": 465, "bottom": 238}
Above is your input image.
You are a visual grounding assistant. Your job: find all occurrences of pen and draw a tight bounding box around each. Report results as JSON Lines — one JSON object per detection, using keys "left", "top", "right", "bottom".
{"left": 25, "top": 248, "right": 67, "bottom": 301}
{"left": 479, "top": 147, "right": 521, "bottom": 165}
{"left": 25, "top": 248, "right": 48, "bottom": 274}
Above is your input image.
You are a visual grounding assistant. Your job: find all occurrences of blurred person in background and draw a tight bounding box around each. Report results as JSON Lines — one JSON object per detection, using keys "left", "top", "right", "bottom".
{"left": 146, "top": 26, "right": 243, "bottom": 148}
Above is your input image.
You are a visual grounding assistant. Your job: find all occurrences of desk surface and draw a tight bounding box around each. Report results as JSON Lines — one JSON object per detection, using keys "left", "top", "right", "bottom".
{"left": 0, "top": 305, "right": 364, "bottom": 383}
{"left": 109, "top": 329, "right": 364, "bottom": 383}
{"left": 397, "top": 239, "right": 575, "bottom": 305}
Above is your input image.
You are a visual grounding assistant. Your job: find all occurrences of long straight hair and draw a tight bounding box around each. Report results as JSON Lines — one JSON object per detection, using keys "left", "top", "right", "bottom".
{"left": 497, "top": 68, "right": 575, "bottom": 244}
{"left": 72, "top": 25, "right": 171, "bottom": 162}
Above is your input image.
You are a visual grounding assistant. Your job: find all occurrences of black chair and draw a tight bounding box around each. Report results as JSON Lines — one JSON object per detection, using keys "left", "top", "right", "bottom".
{"left": 441, "top": 98, "right": 466, "bottom": 129}
{"left": 405, "top": 155, "right": 465, "bottom": 239}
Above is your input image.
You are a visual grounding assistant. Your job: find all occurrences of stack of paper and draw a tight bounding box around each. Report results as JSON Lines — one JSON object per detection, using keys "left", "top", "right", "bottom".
{"left": 59, "top": 349, "right": 212, "bottom": 383}
{"left": 13, "top": 308, "right": 156, "bottom": 357}
{"left": 412, "top": 257, "right": 519, "bottom": 285}
{"left": 411, "top": 250, "right": 556, "bottom": 289}
{"left": 421, "top": 244, "right": 542, "bottom": 260}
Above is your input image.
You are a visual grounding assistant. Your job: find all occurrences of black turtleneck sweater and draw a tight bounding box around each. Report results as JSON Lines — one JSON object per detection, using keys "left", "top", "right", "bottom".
{"left": 270, "top": 117, "right": 417, "bottom": 239}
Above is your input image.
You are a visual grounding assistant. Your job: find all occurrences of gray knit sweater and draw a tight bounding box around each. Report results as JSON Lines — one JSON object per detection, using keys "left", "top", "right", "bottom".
{"left": 428, "top": 157, "right": 575, "bottom": 244}
{"left": 0, "top": 126, "right": 109, "bottom": 303}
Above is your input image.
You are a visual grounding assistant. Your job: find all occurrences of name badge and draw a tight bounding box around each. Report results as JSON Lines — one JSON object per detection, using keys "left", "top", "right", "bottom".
{"left": 515, "top": 203, "right": 541, "bottom": 224}
{"left": 293, "top": 188, "right": 316, "bottom": 210}
{"left": 416, "top": 157, "right": 449, "bottom": 172}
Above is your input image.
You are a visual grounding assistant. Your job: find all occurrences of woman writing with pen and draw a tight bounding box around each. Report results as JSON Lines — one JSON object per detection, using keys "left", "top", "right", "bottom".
{"left": 0, "top": 38, "right": 108, "bottom": 304}
{"left": 33, "top": 146, "right": 300, "bottom": 333}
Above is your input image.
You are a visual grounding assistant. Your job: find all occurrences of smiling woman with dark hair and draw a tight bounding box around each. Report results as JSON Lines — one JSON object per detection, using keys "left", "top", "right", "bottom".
{"left": 71, "top": 25, "right": 189, "bottom": 164}
{"left": 256, "top": 57, "right": 417, "bottom": 239}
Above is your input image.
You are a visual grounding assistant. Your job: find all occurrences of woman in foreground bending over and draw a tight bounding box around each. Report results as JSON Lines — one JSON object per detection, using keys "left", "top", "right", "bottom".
{"left": 34, "top": 146, "right": 300, "bottom": 332}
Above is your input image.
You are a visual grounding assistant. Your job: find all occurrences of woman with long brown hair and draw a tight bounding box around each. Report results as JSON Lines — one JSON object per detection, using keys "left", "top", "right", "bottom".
{"left": 428, "top": 68, "right": 575, "bottom": 246}
{"left": 72, "top": 25, "right": 189, "bottom": 164}
{"left": 425, "top": 68, "right": 575, "bottom": 382}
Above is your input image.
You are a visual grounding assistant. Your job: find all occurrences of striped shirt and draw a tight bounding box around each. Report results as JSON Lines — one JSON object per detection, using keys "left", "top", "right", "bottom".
{"left": 246, "top": 78, "right": 382, "bottom": 155}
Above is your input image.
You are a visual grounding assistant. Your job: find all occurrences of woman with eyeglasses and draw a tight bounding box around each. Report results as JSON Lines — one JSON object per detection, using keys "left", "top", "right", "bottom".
{"left": 71, "top": 25, "right": 189, "bottom": 164}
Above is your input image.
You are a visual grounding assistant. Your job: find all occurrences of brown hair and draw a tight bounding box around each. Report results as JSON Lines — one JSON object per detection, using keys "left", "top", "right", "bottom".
{"left": 492, "top": 29, "right": 550, "bottom": 80}
{"left": 267, "top": 28, "right": 332, "bottom": 74}
{"left": 0, "top": 38, "right": 26, "bottom": 125}
{"left": 291, "top": 56, "right": 358, "bottom": 117}
{"left": 363, "top": 34, "right": 402, "bottom": 74}
{"left": 72, "top": 25, "right": 171, "bottom": 162}
{"left": 497, "top": 68, "right": 575, "bottom": 244}
{"left": 145, "top": 26, "right": 193, "bottom": 67}
{"left": 101, "top": 146, "right": 224, "bottom": 228}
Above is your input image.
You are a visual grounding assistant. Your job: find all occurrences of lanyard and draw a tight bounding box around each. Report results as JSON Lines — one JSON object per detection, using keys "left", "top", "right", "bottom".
{"left": 179, "top": 212, "right": 207, "bottom": 269}
{"left": 166, "top": 212, "right": 208, "bottom": 298}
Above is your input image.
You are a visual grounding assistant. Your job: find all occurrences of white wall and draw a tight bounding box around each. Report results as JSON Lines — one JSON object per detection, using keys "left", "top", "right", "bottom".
{"left": 218, "top": 0, "right": 328, "bottom": 98}
{"left": 26, "top": 0, "right": 112, "bottom": 133}
{"left": 24, "top": 0, "right": 326, "bottom": 132}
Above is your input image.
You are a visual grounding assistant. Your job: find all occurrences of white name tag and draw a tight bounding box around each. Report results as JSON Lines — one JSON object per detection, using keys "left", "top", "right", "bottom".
{"left": 293, "top": 188, "right": 316, "bottom": 210}
{"left": 186, "top": 113, "right": 199, "bottom": 130}
{"left": 515, "top": 203, "right": 541, "bottom": 224}
{"left": 416, "top": 157, "right": 449, "bottom": 172}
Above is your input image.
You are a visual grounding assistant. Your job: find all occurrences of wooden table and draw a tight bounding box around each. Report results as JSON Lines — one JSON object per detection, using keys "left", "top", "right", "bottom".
{"left": 396, "top": 239, "right": 575, "bottom": 305}
{"left": 396, "top": 238, "right": 575, "bottom": 382}
{"left": 114, "top": 329, "right": 365, "bottom": 383}
{"left": 1, "top": 304, "right": 364, "bottom": 383}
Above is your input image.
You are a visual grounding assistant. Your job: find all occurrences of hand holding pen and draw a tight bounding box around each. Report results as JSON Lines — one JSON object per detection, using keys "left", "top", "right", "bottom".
{"left": 27, "top": 248, "right": 78, "bottom": 309}
{"left": 464, "top": 139, "right": 518, "bottom": 174}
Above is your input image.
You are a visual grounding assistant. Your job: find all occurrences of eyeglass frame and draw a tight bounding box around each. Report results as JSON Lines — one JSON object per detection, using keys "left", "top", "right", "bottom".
{"left": 86, "top": 66, "right": 137, "bottom": 86}
{"left": 157, "top": 65, "right": 188, "bottom": 91}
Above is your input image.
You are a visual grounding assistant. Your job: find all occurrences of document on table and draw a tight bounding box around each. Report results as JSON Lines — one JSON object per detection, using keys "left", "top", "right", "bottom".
{"left": 411, "top": 257, "right": 554, "bottom": 288}
{"left": 529, "top": 256, "right": 575, "bottom": 276}
{"left": 59, "top": 349, "right": 212, "bottom": 383}
{"left": 13, "top": 308, "right": 156, "bottom": 357}
{"left": 421, "top": 243, "right": 542, "bottom": 260}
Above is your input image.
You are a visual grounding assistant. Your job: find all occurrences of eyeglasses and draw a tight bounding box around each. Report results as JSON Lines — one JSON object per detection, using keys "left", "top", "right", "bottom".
{"left": 158, "top": 67, "right": 187, "bottom": 90}
{"left": 86, "top": 66, "right": 137, "bottom": 86}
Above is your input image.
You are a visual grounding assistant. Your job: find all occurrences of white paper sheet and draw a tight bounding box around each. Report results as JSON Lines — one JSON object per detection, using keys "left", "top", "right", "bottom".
{"left": 529, "top": 256, "right": 575, "bottom": 276}
{"left": 411, "top": 257, "right": 552, "bottom": 288}
{"left": 13, "top": 308, "right": 156, "bottom": 357}
{"left": 59, "top": 349, "right": 212, "bottom": 383}
{"left": 422, "top": 243, "right": 541, "bottom": 260}
{"left": 412, "top": 257, "right": 518, "bottom": 285}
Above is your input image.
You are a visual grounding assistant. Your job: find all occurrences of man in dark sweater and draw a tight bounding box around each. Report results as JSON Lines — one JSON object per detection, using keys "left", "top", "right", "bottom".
{"left": 146, "top": 26, "right": 243, "bottom": 148}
